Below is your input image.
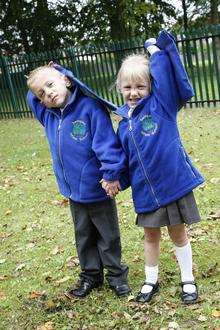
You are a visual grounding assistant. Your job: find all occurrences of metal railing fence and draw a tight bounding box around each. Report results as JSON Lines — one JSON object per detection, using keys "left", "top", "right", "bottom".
{"left": 0, "top": 25, "right": 219, "bottom": 119}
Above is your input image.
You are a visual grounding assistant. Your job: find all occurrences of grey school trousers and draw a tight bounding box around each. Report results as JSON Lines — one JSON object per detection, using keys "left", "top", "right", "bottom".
{"left": 69, "top": 198, "right": 129, "bottom": 286}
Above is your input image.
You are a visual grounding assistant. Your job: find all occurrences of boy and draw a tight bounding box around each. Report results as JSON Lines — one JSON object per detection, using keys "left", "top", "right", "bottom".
{"left": 26, "top": 63, "right": 130, "bottom": 298}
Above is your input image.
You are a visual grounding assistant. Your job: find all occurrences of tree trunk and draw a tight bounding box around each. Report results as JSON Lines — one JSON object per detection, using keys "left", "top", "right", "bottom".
{"left": 103, "top": 0, "right": 129, "bottom": 40}
{"left": 210, "top": 0, "right": 219, "bottom": 24}
{"left": 210, "top": 0, "right": 220, "bottom": 75}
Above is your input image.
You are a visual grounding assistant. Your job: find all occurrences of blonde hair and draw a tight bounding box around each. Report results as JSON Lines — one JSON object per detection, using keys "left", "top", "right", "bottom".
{"left": 116, "top": 54, "right": 151, "bottom": 91}
{"left": 27, "top": 65, "right": 56, "bottom": 90}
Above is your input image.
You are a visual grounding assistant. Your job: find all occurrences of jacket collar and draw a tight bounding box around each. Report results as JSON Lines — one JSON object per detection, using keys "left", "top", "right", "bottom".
{"left": 115, "top": 94, "right": 151, "bottom": 118}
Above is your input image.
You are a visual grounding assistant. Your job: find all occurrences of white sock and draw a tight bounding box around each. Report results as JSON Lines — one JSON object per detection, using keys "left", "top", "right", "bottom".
{"left": 174, "top": 242, "right": 196, "bottom": 293}
{"left": 141, "top": 265, "right": 158, "bottom": 294}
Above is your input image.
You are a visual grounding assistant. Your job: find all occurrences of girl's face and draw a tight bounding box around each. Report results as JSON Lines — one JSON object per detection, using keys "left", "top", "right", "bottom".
{"left": 31, "top": 68, "right": 71, "bottom": 108}
{"left": 121, "top": 77, "right": 150, "bottom": 108}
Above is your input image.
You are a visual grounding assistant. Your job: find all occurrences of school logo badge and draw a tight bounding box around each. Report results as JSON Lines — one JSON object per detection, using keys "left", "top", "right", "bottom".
{"left": 140, "top": 115, "right": 157, "bottom": 136}
{"left": 71, "top": 120, "right": 88, "bottom": 140}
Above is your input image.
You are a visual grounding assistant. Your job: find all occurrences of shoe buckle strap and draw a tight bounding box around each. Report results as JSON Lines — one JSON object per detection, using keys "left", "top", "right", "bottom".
{"left": 144, "top": 282, "right": 158, "bottom": 287}
{"left": 181, "top": 281, "right": 196, "bottom": 287}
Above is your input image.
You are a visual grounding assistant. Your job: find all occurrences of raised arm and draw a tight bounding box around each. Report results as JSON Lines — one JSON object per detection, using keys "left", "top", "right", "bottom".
{"left": 145, "top": 31, "right": 194, "bottom": 117}
{"left": 27, "top": 90, "right": 46, "bottom": 126}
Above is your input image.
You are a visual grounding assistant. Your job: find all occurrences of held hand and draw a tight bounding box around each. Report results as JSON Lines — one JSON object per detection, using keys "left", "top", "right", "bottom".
{"left": 101, "top": 180, "right": 121, "bottom": 198}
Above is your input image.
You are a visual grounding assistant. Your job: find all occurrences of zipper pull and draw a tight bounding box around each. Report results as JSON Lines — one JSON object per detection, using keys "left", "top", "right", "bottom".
{"left": 58, "top": 119, "right": 62, "bottom": 131}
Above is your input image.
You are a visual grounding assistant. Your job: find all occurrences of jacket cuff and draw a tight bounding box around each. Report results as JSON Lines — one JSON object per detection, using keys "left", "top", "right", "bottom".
{"left": 102, "top": 172, "right": 120, "bottom": 182}
{"left": 144, "top": 38, "right": 157, "bottom": 49}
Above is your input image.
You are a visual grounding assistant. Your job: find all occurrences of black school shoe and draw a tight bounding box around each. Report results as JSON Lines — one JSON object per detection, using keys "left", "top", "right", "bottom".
{"left": 181, "top": 281, "right": 198, "bottom": 304}
{"left": 135, "top": 282, "right": 159, "bottom": 303}
{"left": 65, "top": 279, "right": 103, "bottom": 298}
{"left": 109, "top": 283, "right": 131, "bottom": 297}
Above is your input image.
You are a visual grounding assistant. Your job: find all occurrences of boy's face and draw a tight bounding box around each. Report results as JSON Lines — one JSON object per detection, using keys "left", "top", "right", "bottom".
{"left": 121, "top": 77, "right": 150, "bottom": 108}
{"left": 30, "top": 68, "right": 71, "bottom": 108}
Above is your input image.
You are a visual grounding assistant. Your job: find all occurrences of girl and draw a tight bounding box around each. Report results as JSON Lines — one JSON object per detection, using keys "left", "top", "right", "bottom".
{"left": 103, "top": 31, "right": 204, "bottom": 304}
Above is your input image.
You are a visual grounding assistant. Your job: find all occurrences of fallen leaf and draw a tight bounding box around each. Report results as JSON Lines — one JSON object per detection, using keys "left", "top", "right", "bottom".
{"left": 36, "top": 321, "right": 54, "bottom": 330}
{"left": 168, "top": 321, "right": 180, "bottom": 329}
{"left": 111, "top": 311, "right": 124, "bottom": 319}
{"left": 132, "top": 255, "right": 142, "bottom": 262}
{"left": 50, "top": 246, "right": 64, "bottom": 255}
{"left": 132, "top": 312, "right": 142, "bottom": 320}
{"left": 188, "top": 304, "right": 202, "bottom": 310}
{"left": 127, "top": 294, "right": 135, "bottom": 302}
{"left": 208, "top": 210, "right": 220, "bottom": 220}
{"left": 60, "top": 198, "right": 69, "bottom": 206}
{"left": 202, "top": 163, "right": 214, "bottom": 170}
{"left": 26, "top": 242, "right": 36, "bottom": 249}
{"left": 202, "top": 263, "right": 218, "bottom": 278}
{"left": 5, "top": 209, "right": 12, "bottom": 216}
{"left": 28, "top": 291, "right": 46, "bottom": 299}
{"left": 81, "top": 326, "right": 89, "bottom": 330}
{"left": 197, "top": 183, "right": 206, "bottom": 190}
{"left": 66, "top": 256, "right": 80, "bottom": 268}
{"left": 168, "top": 309, "right": 176, "bottom": 316}
{"left": 55, "top": 276, "right": 71, "bottom": 285}
{"left": 16, "top": 165, "right": 24, "bottom": 171}
{"left": 0, "top": 291, "right": 6, "bottom": 300}
{"left": 44, "top": 299, "right": 57, "bottom": 311}
{"left": 66, "top": 310, "right": 77, "bottom": 319}
{"left": 132, "top": 269, "right": 142, "bottom": 276}
{"left": 198, "top": 315, "right": 207, "bottom": 322}
{"left": 123, "top": 312, "right": 132, "bottom": 319}
{"left": 15, "top": 263, "right": 26, "bottom": 272}
{"left": 212, "top": 310, "right": 220, "bottom": 318}
{"left": 44, "top": 275, "right": 53, "bottom": 283}
{"left": 210, "top": 178, "right": 220, "bottom": 184}
{"left": 0, "top": 275, "right": 8, "bottom": 281}
{"left": 154, "top": 306, "right": 162, "bottom": 315}
{"left": 165, "top": 301, "right": 178, "bottom": 308}
{"left": 51, "top": 198, "right": 69, "bottom": 207}
{"left": 0, "top": 232, "right": 12, "bottom": 239}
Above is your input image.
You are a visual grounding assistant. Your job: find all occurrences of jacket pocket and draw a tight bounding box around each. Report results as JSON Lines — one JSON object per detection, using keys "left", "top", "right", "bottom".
{"left": 151, "top": 139, "right": 197, "bottom": 200}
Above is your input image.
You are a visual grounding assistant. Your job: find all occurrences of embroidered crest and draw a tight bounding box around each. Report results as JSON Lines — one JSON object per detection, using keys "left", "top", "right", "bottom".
{"left": 140, "top": 115, "right": 157, "bottom": 136}
{"left": 71, "top": 120, "right": 88, "bottom": 140}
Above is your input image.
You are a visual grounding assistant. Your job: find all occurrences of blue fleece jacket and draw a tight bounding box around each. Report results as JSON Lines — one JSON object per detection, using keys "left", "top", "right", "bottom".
{"left": 27, "top": 65, "right": 126, "bottom": 203}
{"left": 116, "top": 31, "right": 204, "bottom": 213}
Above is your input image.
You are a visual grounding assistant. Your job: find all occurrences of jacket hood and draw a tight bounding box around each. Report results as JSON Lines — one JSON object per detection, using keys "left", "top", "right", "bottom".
{"left": 53, "top": 63, "right": 117, "bottom": 112}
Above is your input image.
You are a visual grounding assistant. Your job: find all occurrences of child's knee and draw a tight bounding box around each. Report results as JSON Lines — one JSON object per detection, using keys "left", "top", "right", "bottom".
{"left": 144, "top": 227, "right": 161, "bottom": 243}
{"left": 168, "top": 224, "right": 188, "bottom": 246}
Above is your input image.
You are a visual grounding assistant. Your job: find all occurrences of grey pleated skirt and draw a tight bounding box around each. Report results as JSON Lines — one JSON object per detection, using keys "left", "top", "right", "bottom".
{"left": 136, "top": 191, "right": 201, "bottom": 228}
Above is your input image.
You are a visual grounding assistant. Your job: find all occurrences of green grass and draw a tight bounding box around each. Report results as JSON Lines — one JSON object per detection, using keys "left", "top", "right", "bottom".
{"left": 0, "top": 108, "right": 220, "bottom": 329}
